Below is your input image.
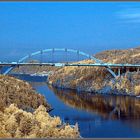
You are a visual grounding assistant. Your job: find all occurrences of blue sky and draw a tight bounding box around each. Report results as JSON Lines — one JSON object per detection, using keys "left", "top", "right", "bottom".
{"left": 0, "top": 2, "right": 140, "bottom": 61}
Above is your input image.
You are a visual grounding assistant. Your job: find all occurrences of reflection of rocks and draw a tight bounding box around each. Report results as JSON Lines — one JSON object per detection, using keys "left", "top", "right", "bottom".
{"left": 48, "top": 85, "right": 140, "bottom": 120}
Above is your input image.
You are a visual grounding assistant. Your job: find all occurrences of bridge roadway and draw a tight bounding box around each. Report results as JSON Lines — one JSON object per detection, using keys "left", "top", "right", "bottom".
{"left": 0, "top": 62, "right": 140, "bottom": 68}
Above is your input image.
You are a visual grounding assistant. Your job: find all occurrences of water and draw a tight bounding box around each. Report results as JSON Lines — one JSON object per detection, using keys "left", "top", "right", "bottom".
{"left": 12, "top": 74, "right": 140, "bottom": 138}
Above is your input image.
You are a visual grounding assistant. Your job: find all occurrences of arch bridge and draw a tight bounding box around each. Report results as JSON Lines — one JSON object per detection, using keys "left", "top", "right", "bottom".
{"left": 0, "top": 48, "right": 140, "bottom": 78}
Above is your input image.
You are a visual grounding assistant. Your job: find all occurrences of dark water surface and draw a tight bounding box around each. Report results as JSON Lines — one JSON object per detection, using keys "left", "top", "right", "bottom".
{"left": 12, "top": 74, "right": 140, "bottom": 138}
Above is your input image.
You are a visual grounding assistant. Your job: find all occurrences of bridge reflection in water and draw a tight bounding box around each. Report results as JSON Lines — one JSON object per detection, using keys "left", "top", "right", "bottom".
{"left": 47, "top": 85, "right": 140, "bottom": 121}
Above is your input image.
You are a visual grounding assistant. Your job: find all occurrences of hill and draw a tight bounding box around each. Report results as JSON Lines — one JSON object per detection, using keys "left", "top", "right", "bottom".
{"left": 0, "top": 75, "right": 50, "bottom": 111}
{"left": 47, "top": 47, "right": 140, "bottom": 96}
{"left": 0, "top": 75, "right": 80, "bottom": 138}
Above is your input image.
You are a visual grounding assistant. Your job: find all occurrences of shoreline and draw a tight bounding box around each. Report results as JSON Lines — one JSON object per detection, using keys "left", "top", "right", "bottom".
{"left": 10, "top": 73, "right": 140, "bottom": 98}
{"left": 11, "top": 73, "right": 140, "bottom": 98}
{"left": 48, "top": 82, "right": 140, "bottom": 99}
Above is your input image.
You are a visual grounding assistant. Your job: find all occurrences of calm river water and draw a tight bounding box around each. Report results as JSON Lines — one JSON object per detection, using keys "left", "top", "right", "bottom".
{"left": 13, "top": 74, "right": 140, "bottom": 138}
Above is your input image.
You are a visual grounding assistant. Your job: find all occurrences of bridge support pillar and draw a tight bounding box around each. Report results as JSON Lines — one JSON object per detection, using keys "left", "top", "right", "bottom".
{"left": 137, "top": 68, "right": 139, "bottom": 73}
{"left": 126, "top": 68, "right": 129, "bottom": 73}
{"left": 118, "top": 68, "right": 121, "bottom": 77}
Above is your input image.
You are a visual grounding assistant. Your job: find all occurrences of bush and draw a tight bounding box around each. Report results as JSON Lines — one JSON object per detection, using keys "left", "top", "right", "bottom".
{"left": 0, "top": 104, "right": 80, "bottom": 138}
{"left": 0, "top": 75, "right": 51, "bottom": 111}
{"left": 134, "top": 85, "right": 140, "bottom": 96}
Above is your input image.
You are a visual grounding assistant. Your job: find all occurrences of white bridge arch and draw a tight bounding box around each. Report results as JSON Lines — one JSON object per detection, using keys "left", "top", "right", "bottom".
{"left": 4, "top": 48, "right": 117, "bottom": 77}
{"left": 18, "top": 48, "right": 102, "bottom": 63}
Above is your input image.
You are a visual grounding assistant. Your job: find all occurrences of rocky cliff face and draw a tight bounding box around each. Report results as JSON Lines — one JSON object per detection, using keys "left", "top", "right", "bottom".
{"left": 47, "top": 47, "right": 140, "bottom": 96}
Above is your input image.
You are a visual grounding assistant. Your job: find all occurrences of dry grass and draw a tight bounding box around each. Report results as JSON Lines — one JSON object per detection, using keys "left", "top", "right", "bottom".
{"left": 95, "top": 47, "right": 140, "bottom": 64}
{"left": 134, "top": 85, "right": 140, "bottom": 96}
{"left": 0, "top": 104, "right": 79, "bottom": 138}
{"left": 0, "top": 75, "right": 80, "bottom": 138}
{"left": 0, "top": 75, "right": 50, "bottom": 111}
{"left": 48, "top": 47, "right": 140, "bottom": 95}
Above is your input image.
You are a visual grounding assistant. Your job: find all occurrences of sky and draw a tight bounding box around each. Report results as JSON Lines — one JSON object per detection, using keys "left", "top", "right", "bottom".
{"left": 0, "top": 2, "right": 140, "bottom": 61}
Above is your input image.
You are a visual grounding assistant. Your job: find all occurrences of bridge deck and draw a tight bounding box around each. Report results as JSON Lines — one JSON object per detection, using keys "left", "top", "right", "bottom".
{"left": 0, "top": 62, "right": 140, "bottom": 68}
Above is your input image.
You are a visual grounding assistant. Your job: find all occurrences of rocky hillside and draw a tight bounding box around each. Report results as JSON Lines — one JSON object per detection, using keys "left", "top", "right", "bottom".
{"left": 95, "top": 47, "right": 140, "bottom": 64}
{"left": 0, "top": 75, "right": 80, "bottom": 138}
{"left": 0, "top": 75, "right": 50, "bottom": 111}
{"left": 47, "top": 47, "right": 140, "bottom": 96}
